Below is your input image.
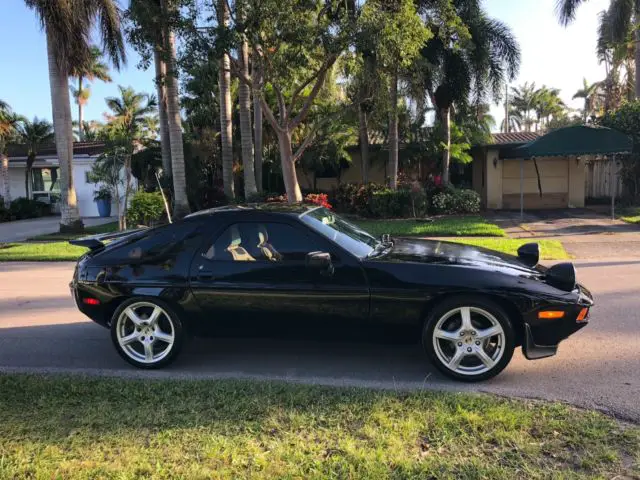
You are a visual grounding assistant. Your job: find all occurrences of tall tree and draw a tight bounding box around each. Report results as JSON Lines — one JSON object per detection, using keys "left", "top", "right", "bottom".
{"left": 69, "top": 46, "right": 111, "bottom": 141}
{"left": 509, "top": 82, "right": 538, "bottom": 132}
{"left": 25, "top": 0, "right": 125, "bottom": 232}
{"left": 573, "top": 78, "right": 602, "bottom": 122}
{"left": 420, "top": 0, "right": 520, "bottom": 185}
{"left": 0, "top": 101, "right": 20, "bottom": 207}
{"left": 224, "top": 0, "right": 352, "bottom": 202}
{"left": 218, "top": 0, "right": 235, "bottom": 199}
{"left": 557, "top": 0, "right": 640, "bottom": 98}
{"left": 16, "top": 118, "right": 54, "bottom": 199}
{"left": 126, "top": 0, "right": 188, "bottom": 217}
{"left": 358, "top": 0, "right": 431, "bottom": 190}
{"left": 252, "top": 52, "right": 264, "bottom": 192}
{"left": 236, "top": 0, "right": 258, "bottom": 198}
{"left": 104, "top": 86, "right": 157, "bottom": 229}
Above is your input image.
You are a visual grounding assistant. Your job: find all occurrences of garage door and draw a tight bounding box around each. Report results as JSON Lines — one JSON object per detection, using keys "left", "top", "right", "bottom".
{"left": 502, "top": 158, "right": 569, "bottom": 209}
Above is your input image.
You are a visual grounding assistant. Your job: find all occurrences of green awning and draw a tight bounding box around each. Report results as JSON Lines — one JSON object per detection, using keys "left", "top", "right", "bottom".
{"left": 503, "top": 125, "right": 632, "bottom": 159}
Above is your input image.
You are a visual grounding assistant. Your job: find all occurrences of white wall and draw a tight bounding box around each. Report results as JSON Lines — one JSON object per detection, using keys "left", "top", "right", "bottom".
{"left": 74, "top": 161, "right": 98, "bottom": 217}
{"left": 8, "top": 167, "right": 26, "bottom": 199}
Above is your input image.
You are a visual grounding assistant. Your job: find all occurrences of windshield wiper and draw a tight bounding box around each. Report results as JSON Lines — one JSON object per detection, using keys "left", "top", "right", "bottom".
{"left": 367, "top": 236, "right": 393, "bottom": 258}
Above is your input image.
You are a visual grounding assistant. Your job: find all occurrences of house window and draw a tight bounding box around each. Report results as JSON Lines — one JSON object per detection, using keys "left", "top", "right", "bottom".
{"left": 85, "top": 171, "right": 92, "bottom": 183}
{"left": 31, "top": 168, "right": 60, "bottom": 194}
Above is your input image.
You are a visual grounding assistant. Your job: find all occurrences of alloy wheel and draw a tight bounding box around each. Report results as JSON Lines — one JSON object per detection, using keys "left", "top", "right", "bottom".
{"left": 115, "top": 301, "right": 175, "bottom": 365}
{"left": 432, "top": 306, "right": 505, "bottom": 376}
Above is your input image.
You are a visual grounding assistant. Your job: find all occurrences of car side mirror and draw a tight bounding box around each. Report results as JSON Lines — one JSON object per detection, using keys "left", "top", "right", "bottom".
{"left": 306, "top": 251, "right": 334, "bottom": 275}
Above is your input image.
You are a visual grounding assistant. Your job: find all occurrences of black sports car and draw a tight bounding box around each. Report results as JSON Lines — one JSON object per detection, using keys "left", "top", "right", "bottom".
{"left": 70, "top": 205, "right": 593, "bottom": 381}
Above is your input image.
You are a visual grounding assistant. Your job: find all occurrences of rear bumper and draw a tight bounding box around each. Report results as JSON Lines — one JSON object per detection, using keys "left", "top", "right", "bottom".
{"left": 70, "top": 281, "right": 110, "bottom": 328}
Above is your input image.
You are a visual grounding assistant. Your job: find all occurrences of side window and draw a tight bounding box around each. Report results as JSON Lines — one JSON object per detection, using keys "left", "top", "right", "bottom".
{"left": 204, "top": 222, "right": 322, "bottom": 263}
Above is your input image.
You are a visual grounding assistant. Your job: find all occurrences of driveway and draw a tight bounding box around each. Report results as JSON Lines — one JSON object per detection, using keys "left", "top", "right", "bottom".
{"left": 1, "top": 260, "right": 639, "bottom": 422}
{"left": 0, "top": 216, "right": 115, "bottom": 243}
{"left": 487, "top": 208, "right": 640, "bottom": 258}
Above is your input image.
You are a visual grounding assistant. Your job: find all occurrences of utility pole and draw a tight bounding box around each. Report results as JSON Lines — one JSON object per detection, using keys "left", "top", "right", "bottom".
{"left": 504, "top": 83, "right": 509, "bottom": 133}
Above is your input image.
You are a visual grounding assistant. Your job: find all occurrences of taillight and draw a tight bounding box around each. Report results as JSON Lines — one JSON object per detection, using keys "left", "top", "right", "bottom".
{"left": 82, "top": 298, "right": 100, "bottom": 306}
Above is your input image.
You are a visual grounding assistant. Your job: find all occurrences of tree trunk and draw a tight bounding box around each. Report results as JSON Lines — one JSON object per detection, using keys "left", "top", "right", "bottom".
{"left": 46, "top": 27, "right": 82, "bottom": 232}
{"left": 635, "top": 13, "right": 640, "bottom": 99}
{"left": 277, "top": 131, "right": 302, "bottom": 203}
{"left": 0, "top": 154, "right": 9, "bottom": 207}
{"left": 78, "top": 76, "right": 84, "bottom": 142}
{"left": 388, "top": 69, "right": 399, "bottom": 190}
{"left": 358, "top": 104, "right": 369, "bottom": 184}
{"left": 219, "top": 0, "right": 234, "bottom": 199}
{"left": 163, "top": 26, "right": 190, "bottom": 218}
{"left": 253, "top": 58, "right": 263, "bottom": 193}
{"left": 154, "top": 45, "right": 172, "bottom": 178}
{"left": 238, "top": 19, "right": 257, "bottom": 198}
{"left": 441, "top": 106, "right": 451, "bottom": 186}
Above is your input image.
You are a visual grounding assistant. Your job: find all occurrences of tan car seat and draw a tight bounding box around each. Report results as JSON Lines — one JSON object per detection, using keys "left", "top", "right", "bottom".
{"left": 226, "top": 225, "right": 256, "bottom": 261}
{"left": 257, "top": 225, "right": 282, "bottom": 261}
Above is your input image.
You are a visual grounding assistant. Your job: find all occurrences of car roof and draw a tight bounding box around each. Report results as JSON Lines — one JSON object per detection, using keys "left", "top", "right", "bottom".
{"left": 184, "top": 203, "right": 321, "bottom": 220}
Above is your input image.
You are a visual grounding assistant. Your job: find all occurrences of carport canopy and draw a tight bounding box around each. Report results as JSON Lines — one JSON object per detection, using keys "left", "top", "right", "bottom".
{"left": 505, "top": 125, "right": 632, "bottom": 159}
{"left": 500, "top": 126, "right": 632, "bottom": 218}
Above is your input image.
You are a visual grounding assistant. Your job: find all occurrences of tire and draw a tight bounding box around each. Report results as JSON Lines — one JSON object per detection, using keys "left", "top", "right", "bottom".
{"left": 110, "top": 297, "right": 184, "bottom": 369}
{"left": 422, "top": 296, "right": 515, "bottom": 382}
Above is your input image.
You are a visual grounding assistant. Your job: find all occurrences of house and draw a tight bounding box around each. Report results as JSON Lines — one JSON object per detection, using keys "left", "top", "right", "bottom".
{"left": 0, "top": 142, "right": 108, "bottom": 217}
{"left": 471, "top": 126, "right": 632, "bottom": 210}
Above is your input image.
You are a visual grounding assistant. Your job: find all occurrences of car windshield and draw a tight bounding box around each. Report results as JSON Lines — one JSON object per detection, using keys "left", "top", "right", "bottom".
{"left": 300, "top": 207, "right": 381, "bottom": 258}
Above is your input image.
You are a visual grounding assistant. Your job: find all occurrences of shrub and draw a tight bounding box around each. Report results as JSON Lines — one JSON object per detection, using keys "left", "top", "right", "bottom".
{"left": 9, "top": 198, "right": 51, "bottom": 220}
{"left": 334, "top": 183, "right": 388, "bottom": 216}
{"left": 0, "top": 197, "right": 9, "bottom": 222}
{"left": 432, "top": 188, "right": 480, "bottom": 214}
{"left": 265, "top": 193, "right": 332, "bottom": 209}
{"left": 127, "top": 191, "right": 165, "bottom": 227}
{"left": 93, "top": 186, "right": 112, "bottom": 202}
{"left": 370, "top": 189, "right": 428, "bottom": 218}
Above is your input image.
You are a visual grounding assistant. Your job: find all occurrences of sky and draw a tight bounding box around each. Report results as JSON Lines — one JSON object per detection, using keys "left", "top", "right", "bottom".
{"left": 0, "top": 0, "right": 610, "bottom": 131}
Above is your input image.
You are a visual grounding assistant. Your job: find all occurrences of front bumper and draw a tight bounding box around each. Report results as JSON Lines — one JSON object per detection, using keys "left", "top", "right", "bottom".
{"left": 522, "top": 282, "right": 593, "bottom": 360}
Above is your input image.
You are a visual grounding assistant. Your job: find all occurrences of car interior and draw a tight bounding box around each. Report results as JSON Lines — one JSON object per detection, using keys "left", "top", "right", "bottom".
{"left": 203, "top": 224, "right": 284, "bottom": 262}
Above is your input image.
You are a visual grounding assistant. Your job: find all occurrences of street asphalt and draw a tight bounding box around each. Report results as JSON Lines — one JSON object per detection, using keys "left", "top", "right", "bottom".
{"left": 0, "top": 260, "right": 638, "bottom": 422}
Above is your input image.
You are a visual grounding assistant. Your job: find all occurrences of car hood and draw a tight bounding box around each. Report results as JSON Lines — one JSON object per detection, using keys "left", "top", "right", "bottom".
{"left": 372, "top": 238, "right": 541, "bottom": 277}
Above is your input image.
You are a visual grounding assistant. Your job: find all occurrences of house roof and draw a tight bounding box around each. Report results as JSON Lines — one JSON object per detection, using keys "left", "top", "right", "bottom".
{"left": 503, "top": 125, "right": 633, "bottom": 159}
{"left": 489, "top": 132, "right": 542, "bottom": 146}
{"left": 6, "top": 141, "right": 106, "bottom": 159}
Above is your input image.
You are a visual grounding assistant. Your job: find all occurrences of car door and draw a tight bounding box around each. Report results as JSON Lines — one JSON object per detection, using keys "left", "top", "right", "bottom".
{"left": 188, "top": 219, "right": 370, "bottom": 332}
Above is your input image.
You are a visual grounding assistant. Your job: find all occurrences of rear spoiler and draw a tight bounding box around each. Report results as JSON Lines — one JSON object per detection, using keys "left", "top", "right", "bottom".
{"left": 69, "top": 227, "right": 148, "bottom": 251}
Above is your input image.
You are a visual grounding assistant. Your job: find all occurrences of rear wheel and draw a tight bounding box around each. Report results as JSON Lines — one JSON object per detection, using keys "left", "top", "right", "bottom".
{"left": 422, "top": 297, "right": 515, "bottom": 381}
{"left": 110, "top": 298, "right": 184, "bottom": 369}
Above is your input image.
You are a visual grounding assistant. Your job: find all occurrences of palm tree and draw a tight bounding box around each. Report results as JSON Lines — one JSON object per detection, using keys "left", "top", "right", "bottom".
{"left": 573, "top": 78, "right": 602, "bottom": 122}
{"left": 0, "top": 100, "right": 21, "bottom": 207}
{"left": 509, "top": 82, "right": 539, "bottom": 132}
{"left": 105, "top": 86, "right": 157, "bottom": 139}
{"left": 236, "top": 0, "right": 257, "bottom": 199}
{"left": 104, "top": 86, "right": 157, "bottom": 229}
{"left": 218, "top": 0, "right": 234, "bottom": 199}
{"left": 557, "top": 0, "right": 640, "bottom": 98}
{"left": 533, "top": 86, "right": 566, "bottom": 131}
{"left": 25, "top": 0, "right": 125, "bottom": 232}
{"left": 16, "top": 118, "right": 54, "bottom": 199}
{"left": 420, "top": 1, "right": 520, "bottom": 185}
{"left": 69, "top": 46, "right": 112, "bottom": 141}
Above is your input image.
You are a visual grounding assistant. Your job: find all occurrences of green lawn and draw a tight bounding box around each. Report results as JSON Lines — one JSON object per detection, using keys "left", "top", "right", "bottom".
{"left": 0, "top": 242, "right": 88, "bottom": 261}
{"left": 0, "top": 375, "right": 637, "bottom": 479}
{"left": 28, "top": 221, "right": 119, "bottom": 241}
{"left": 449, "top": 238, "right": 570, "bottom": 260}
{"left": 619, "top": 207, "right": 640, "bottom": 224}
{"left": 354, "top": 216, "right": 505, "bottom": 237}
{"left": 0, "top": 237, "right": 568, "bottom": 262}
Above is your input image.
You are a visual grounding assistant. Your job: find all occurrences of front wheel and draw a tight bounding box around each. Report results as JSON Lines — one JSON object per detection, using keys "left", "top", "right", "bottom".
{"left": 422, "top": 297, "right": 515, "bottom": 382}
{"left": 110, "top": 298, "right": 184, "bottom": 369}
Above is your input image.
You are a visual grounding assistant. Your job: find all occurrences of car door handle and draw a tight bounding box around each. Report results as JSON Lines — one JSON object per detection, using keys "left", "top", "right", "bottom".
{"left": 197, "top": 271, "right": 215, "bottom": 280}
